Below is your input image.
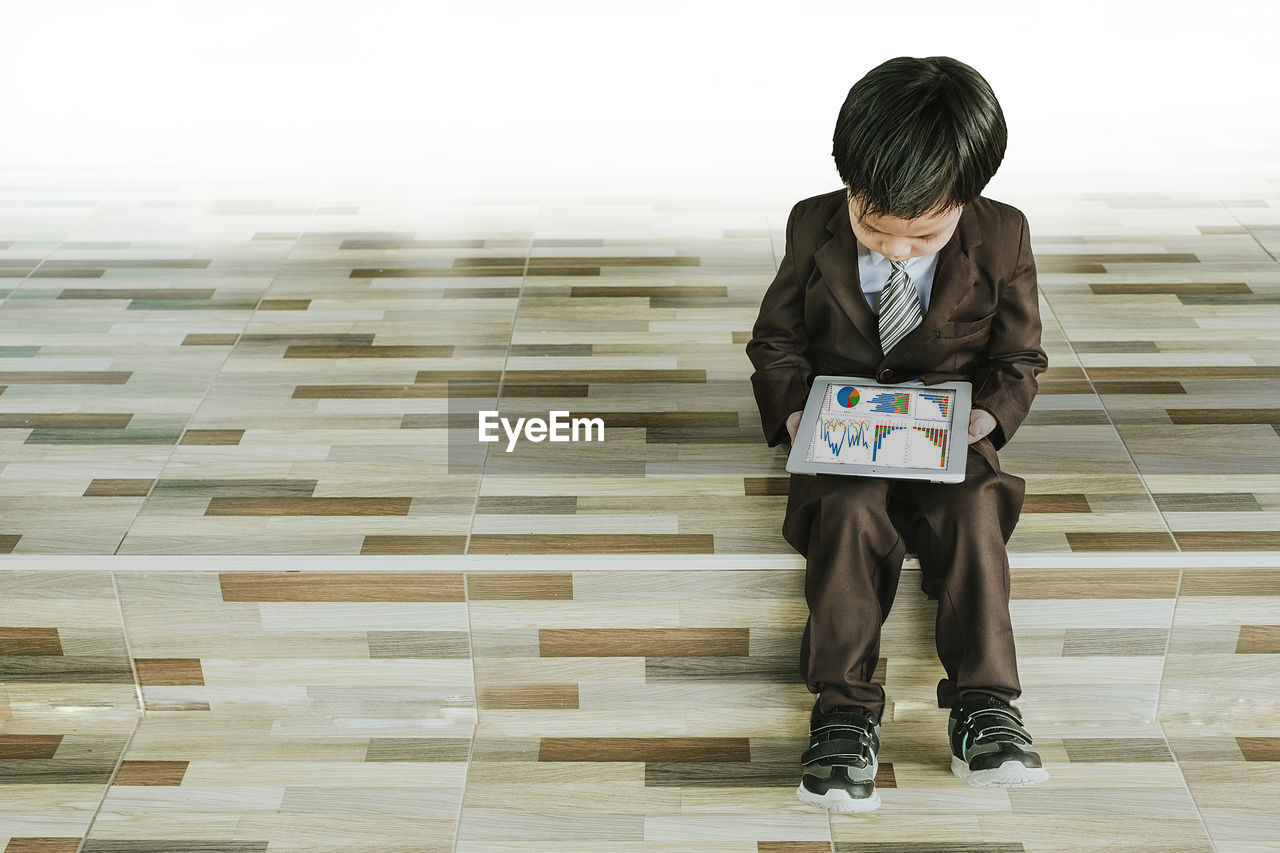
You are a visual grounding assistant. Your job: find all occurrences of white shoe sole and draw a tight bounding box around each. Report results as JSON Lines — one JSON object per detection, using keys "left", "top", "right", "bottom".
{"left": 796, "top": 756, "right": 881, "bottom": 812}
{"left": 796, "top": 782, "right": 882, "bottom": 812}
{"left": 951, "top": 755, "right": 1049, "bottom": 787}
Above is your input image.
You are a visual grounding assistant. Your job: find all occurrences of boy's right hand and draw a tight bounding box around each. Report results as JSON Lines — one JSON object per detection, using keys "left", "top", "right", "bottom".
{"left": 786, "top": 410, "right": 803, "bottom": 443}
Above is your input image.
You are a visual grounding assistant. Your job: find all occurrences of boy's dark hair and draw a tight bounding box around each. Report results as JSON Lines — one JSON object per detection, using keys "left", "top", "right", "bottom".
{"left": 832, "top": 56, "right": 1007, "bottom": 221}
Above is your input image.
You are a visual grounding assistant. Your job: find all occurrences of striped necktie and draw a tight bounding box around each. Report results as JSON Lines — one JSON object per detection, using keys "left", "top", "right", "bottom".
{"left": 878, "top": 259, "right": 923, "bottom": 355}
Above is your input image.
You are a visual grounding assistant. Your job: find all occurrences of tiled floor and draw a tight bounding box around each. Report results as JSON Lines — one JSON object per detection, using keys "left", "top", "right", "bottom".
{"left": 2, "top": 161, "right": 1279, "bottom": 556}
{"left": 2, "top": 562, "right": 1278, "bottom": 851}
{"left": 1, "top": 155, "right": 1279, "bottom": 850}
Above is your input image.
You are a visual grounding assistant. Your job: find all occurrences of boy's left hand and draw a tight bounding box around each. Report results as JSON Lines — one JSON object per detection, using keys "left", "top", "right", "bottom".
{"left": 967, "top": 408, "right": 997, "bottom": 444}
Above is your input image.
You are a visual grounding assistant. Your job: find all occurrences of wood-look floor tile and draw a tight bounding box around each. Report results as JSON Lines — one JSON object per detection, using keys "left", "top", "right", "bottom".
{"left": 83, "top": 479, "right": 155, "bottom": 498}
{"left": 1090, "top": 366, "right": 1280, "bottom": 380}
{"left": 1236, "top": 737, "right": 1280, "bottom": 761}
{"left": 0, "top": 371, "right": 131, "bottom": 384}
{"left": 1061, "top": 738, "right": 1174, "bottom": 762}
{"left": 291, "top": 383, "right": 499, "bottom": 398}
{"left": 111, "top": 760, "right": 189, "bottom": 786}
{"left": 644, "top": 760, "right": 825, "bottom": 788}
{"left": 539, "top": 737, "right": 750, "bottom": 762}
{"left": 2, "top": 841, "right": 85, "bottom": 853}
{"left": 744, "top": 477, "right": 789, "bottom": 496}
{"left": 1153, "top": 493, "right": 1262, "bottom": 512}
{"left": 56, "top": 288, "right": 216, "bottom": 300}
{"left": 365, "top": 738, "right": 472, "bottom": 761}
{"left": 1179, "top": 570, "right": 1280, "bottom": 595}
{"left": 1064, "top": 532, "right": 1179, "bottom": 551}
{"left": 0, "top": 735, "right": 63, "bottom": 758}
{"left": 1011, "top": 570, "right": 1180, "bottom": 599}
{"left": 218, "top": 572, "right": 466, "bottom": 602}
{"left": 478, "top": 685, "right": 580, "bottom": 709}
{"left": 468, "top": 534, "right": 715, "bottom": 554}
{"left": 1175, "top": 531, "right": 1280, "bottom": 550}
{"left": 0, "top": 656, "right": 136, "bottom": 683}
{"left": 351, "top": 266, "right": 524, "bottom": 277}
{"left": 80, "top": 844, "right": 269, "bottom": 853}
{"left": 1088, "top": 282, "right": 1249, "bottom": 295}
{"left": 1234, "top": 625, "right": 1280, "bottom": 653}
{"left": 1093, "top": 380, "right": 1186, "bottom": 394}
{"left": 0, "top": 414, "right": 133, "bottom": 429}
{"left": 133, "top": 659, "right": 203, "bottom": 686}
{"left": 360, "top": 535, "right": 469, "bottom": 554}
{"left": 539, "top": 628, "right": 748, "bottom": 657}
{"left": 467, "top": 573, "right": 574, "bottom": 601}
{"left": 182, "top": 333, "right": 239, "bottom": 345}
{"left": 367, "top": 630, "right": 471, "bottom": 658}
{"left": 204, "top": 497, "right": 411, "bottom": 516}
{"left": 1023, "top": 494, "right": 1091, "bottom": 513}
{"left": 1061, "top": 629, "right": 1168, "bottom": 656}
{"left": 835, "top": 844, "right": 1016, "bottom": 853}
{"left": 0, "top": 627, "right": 64, "bottom": 655}
{"left": 1165, "top": 408, "right": 1280, "bottom": 424}
{"left": 283, "top": 345, "right": 454, "bottom": 358}
{"left": 179, "top": 430, "right": 244, "bottom": 446}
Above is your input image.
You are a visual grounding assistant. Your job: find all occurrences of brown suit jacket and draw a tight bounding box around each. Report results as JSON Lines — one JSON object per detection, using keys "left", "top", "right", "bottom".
{"left": 746, "top": 188, "right": 1048, "bottom": 455}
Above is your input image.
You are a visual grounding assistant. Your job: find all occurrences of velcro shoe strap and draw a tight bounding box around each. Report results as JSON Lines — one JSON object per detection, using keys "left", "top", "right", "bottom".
{"left": 962, "top": 706, "right": 1023, "bottom": 728}
{"left": 801, "top": 738, "right": 872, "bottom": 767}
{"left": 974, "top": 724, "right": 1033, "bottom": 745}
{"left": 809, "top": 722, "right": 872, "bottom": 741}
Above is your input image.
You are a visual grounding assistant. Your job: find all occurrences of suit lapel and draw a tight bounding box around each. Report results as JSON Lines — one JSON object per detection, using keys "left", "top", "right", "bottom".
{"left": 814, "top": 191, "right": 983, "bottom": 357}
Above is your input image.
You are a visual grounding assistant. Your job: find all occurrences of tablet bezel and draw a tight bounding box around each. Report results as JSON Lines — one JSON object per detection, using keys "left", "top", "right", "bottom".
{"left": 784, "top": 375, "right": 973, "bottom": 483}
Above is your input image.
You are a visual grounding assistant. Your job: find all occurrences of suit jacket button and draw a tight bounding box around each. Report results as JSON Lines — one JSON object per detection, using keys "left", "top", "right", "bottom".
{"left": 877, "top": 368, "right": 892, "bottom": 381}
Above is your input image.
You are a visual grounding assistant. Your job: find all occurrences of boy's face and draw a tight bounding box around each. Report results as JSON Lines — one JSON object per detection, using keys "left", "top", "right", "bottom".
{"left": 846, "top": 188, "right": 964, "bottom": 263}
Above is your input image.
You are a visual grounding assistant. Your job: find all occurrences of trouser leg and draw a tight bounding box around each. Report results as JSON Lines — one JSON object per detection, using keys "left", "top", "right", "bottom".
{"left": 898, "top": 440, "right": 1026, "bottom": 711}
{"left": 785, "top": 473, "right": 903, "bottom": 723}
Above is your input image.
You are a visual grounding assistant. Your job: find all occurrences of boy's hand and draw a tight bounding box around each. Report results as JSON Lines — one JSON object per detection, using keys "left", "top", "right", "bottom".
{"left": 967, "top": 408, "right": 998, "bottom": 444}
{"left": 786, "top": 410, "right": 804, "bottom": 443}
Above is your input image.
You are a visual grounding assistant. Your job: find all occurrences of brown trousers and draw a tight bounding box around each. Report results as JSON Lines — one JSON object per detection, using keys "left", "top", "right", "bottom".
{"left": 782, "top": 436, "right": 1026, "bottom": 723}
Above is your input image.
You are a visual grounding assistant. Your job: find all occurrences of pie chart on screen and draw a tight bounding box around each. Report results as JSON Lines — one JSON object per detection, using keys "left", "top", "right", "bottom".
{"left": 836, "top": 386, "right": 860, "bottom": 408}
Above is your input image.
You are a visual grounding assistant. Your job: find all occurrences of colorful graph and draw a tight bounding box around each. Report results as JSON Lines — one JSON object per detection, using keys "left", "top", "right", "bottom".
{"left": 835, "top": 386, "right": 860, "bottom": 408}
{"left": 804, "top": 382, "right": 957, "bottom": 471}
{"left": 918, "top": 391, "right": 951, "bottom": 420}
{"left": 868, "top": 392, "right": 911, "bottom": 415}
{"left": 871, "top": 423, "right": 907, "bottom": 461}
{"left": 816, "top": 416, "right": 871, "bottom": 456}
{"left": 915, "top": 425, "right": 950, "bottom": 467}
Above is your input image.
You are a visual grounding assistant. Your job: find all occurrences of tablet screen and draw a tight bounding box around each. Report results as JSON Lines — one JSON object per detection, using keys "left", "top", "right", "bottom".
{"left": 803, "top": 382, "right": 955, "bottom": 470}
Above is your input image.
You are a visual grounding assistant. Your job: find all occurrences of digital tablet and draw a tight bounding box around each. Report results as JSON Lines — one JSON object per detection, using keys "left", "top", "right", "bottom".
{"left": 785, "top": 376, "right": 973, "bottom": 483}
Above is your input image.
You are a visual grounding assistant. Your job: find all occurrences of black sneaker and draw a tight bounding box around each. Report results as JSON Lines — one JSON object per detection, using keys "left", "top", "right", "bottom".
{"left": 948, "top": 693, "right": 1049, "bottom": 787}
{"left": 796, "top": 705, "right": 882, "bottom": 812}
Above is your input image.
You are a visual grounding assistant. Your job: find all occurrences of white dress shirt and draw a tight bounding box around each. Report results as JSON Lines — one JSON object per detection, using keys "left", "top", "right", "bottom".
{"left": 856, "top": 238, "right": 941, "bottom": 386}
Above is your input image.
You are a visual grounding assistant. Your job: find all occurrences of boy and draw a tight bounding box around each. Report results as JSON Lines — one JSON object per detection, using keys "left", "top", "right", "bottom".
{"left": 745, "top": 56, "right": 1050, "bottom": 813}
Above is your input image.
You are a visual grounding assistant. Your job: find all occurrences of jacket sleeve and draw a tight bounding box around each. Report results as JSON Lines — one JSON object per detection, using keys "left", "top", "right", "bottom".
{"left": 971, "top": 212, "right": 1049, "bottom": 452}
{"left": 746, "top": 202, "right": 814, "bottom": 447}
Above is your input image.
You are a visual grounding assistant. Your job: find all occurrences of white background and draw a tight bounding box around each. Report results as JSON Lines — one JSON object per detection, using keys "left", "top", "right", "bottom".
{"left": 4, "top": 0, "right": 1278, "bottom": 188}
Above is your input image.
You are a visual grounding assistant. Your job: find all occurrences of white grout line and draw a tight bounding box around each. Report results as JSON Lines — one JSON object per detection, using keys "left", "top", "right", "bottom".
{"left": 461, "top": 200, "right": 537, "bottom": 557}
{"left": 1, "top": 551, "right": 1278, "bottom": 571}
{"left": 452, "top": 574, "right": 481, "bottom": 853}
{"left": 110, "top": 571, "right": 147, "bottom": 722}
{"left": 1158, "top": 716, "right": 1220, "bottom": 853}
{"left": 78, "top": 711, "right": 142, "bottom": 852}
